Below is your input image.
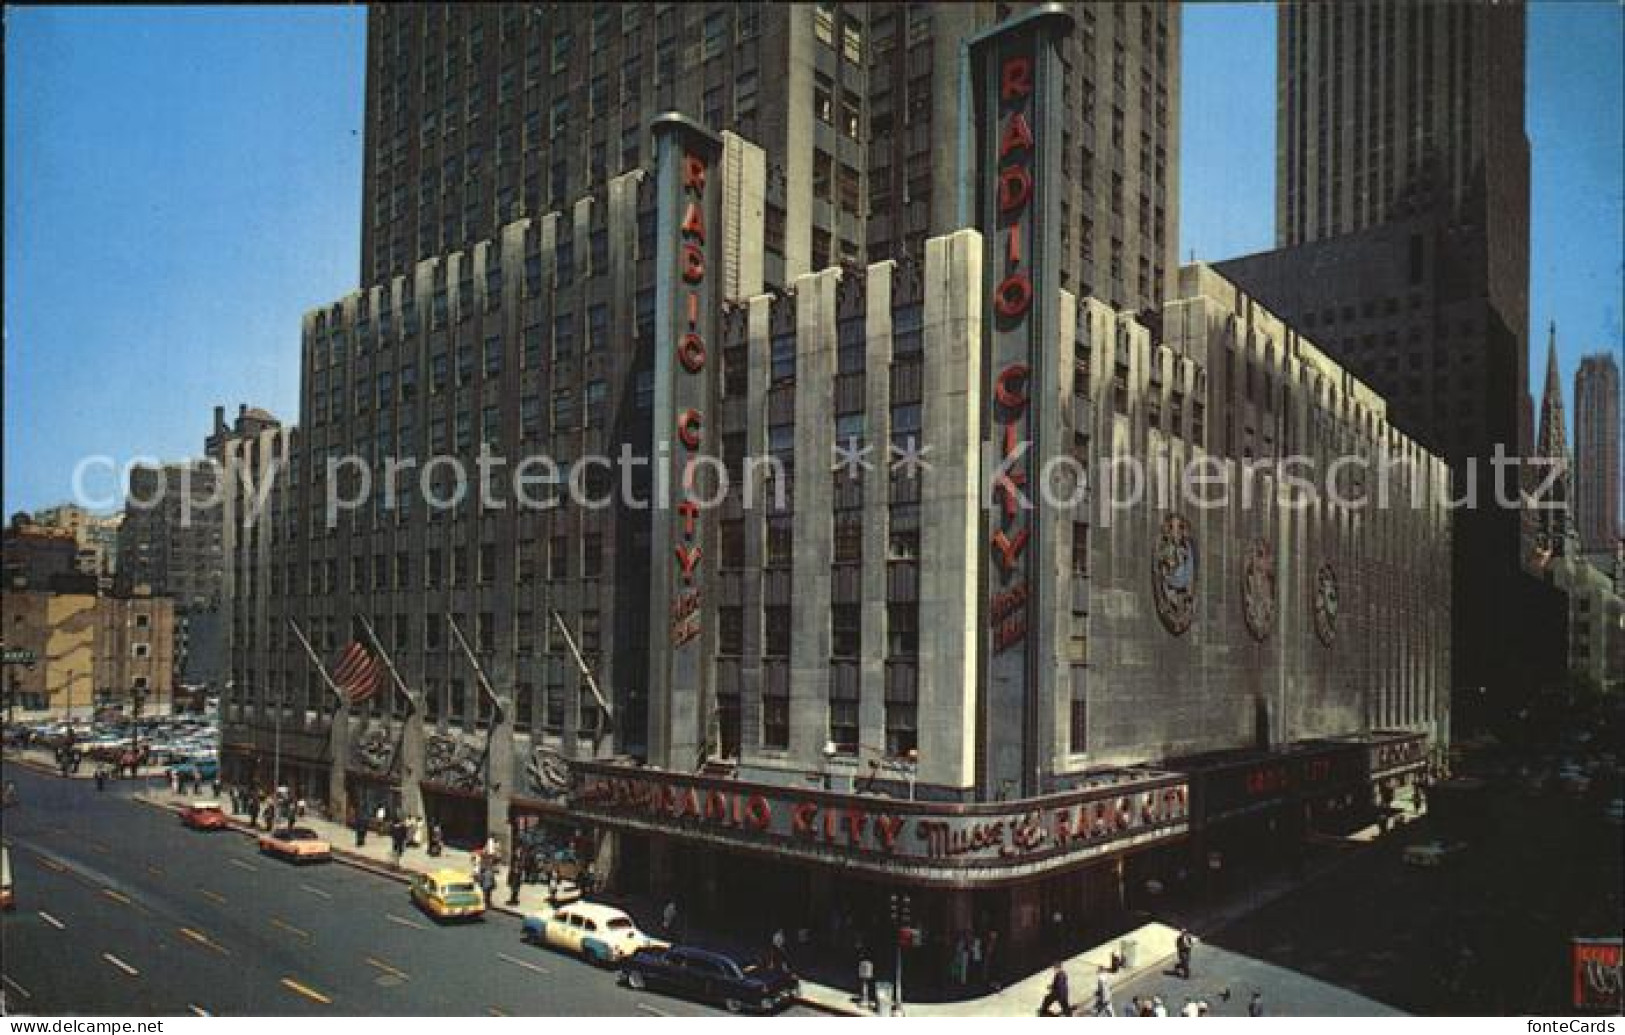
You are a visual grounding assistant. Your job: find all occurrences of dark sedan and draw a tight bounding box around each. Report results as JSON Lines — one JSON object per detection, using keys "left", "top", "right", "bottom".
{"left": 619, "top": 945, "right": 799, "bottom": 1014}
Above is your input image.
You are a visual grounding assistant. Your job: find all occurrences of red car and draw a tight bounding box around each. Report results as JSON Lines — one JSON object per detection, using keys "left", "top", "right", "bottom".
{"left": 181, "top": 801, "right": 230, "bottom": 831}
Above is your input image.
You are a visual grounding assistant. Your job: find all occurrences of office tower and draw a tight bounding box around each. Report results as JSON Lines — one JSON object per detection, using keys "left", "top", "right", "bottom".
{"left": 1215, "top": 0, "right": 1540, "bottom": 709}
{"left": 359, "top": 2, "right": 1179, "bottom": 312}
{"left": 1575, "top": 351, "right": 1622, "bottom": 555}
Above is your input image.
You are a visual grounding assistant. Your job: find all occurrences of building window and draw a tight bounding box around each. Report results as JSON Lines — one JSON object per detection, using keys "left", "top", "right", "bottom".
{"left": 765, "top": 605, "right": 791, "bottom": 657}
{"left": 549, "top": 536, "right": 569, "bottom": 579}
{"left": 763, "top": 692, "right": 790, "bottom": 750}
{"left": 582, "top": 534, "right": 603, "bottom": 579}
{"left": 719, "top": 606, "right": 744, "bottom": 655}
{"left": 515, "top": 683, "right": 534, "bottom": 733}
{"left": 832, "top": 604, "right": 861, "bottom": 659}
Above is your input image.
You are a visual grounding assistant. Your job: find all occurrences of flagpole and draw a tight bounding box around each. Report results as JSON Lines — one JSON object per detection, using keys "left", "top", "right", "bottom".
{"left": 446, "top": 615, "right": 504, "bottom": 724}
{"left": 356, "top": 615, "right": 416, "bottom": 714}
{"left": 551, "top": 609, "right": 615, "bottom": 758}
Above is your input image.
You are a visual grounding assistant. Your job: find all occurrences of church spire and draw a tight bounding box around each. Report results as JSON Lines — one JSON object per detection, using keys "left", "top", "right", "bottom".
{"left": 1529, "top": 320, "right": 1576, "bottom": 569}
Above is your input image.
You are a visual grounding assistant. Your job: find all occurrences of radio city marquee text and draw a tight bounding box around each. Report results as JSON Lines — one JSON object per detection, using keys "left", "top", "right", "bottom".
{"left": 670, "top": 149, "right": 709, "bottom": 649}
{"left": 578, "top": 775, "right": 1189, "bottom": 864}
{"left": 989, "top": 50, "right": 1038, "bottom": 655}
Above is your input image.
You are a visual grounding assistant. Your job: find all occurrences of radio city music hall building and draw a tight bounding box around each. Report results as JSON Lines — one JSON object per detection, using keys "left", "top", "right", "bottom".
{"left": 223, "top": 7, "right": 1449, "bottom": 963}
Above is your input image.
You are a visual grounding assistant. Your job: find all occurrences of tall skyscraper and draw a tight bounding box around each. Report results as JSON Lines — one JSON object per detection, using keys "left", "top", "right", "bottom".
{"left": 1575, "top": 351, "right": 1622, "bottom": 555}
{"left": 359, "top": 3, "right": 1179, "bottom": 313}
{"left": 1214, "top": 0, "right": 1541, "bottom": 710}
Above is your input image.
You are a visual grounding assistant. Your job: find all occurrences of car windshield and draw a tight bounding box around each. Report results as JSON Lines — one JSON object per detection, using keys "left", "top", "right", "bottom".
{"left": 444, "top": 882, "right": 477, "bottom": 894}
{"left": 286, "top": 829, "right": 318, "bottom": 841}
{"left": 607, "top": 918, "right": 634, "bottom": 931}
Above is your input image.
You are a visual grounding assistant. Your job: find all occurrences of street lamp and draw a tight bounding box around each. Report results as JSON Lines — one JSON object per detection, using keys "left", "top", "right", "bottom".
{"left": 888, "top": 892, "right": 914, "bottom": 1015}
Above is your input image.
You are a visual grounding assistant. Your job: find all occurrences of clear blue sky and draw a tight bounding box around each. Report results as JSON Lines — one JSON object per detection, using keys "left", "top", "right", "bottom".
{"left": 4, "top": 4, "right": 1621, "bottom": 514}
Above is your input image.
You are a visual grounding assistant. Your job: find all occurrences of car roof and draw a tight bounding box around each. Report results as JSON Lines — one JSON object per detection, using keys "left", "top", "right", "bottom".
{"left": 425, "top": 868, "right": 473, "bottom": 883}
{"left": 188, "top": 801, "right": 222, "bottom": 809}
{"left": 558, "top": 901, "right": 633, "bottom": 923}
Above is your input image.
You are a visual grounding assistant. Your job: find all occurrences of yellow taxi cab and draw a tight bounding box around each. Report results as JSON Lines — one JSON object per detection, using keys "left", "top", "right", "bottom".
{"left": 410, "top": 869, "right": 487, "bottom": 921}
{"left": 521, "top": 900, "right": 664, "bottom": 964}
{"left": 258, "top": 826, "right": 333, "bottom": 863}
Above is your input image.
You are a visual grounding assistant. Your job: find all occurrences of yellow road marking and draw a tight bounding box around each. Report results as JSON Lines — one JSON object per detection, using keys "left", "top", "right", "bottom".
{"left": 270, "top": 916, "right": 311, "bottom": 939}
{"left": 637, "top": 1003, "right": 672, "bottom": 1017}
{"left": 385, "top": 912, "right": 426, "bottom": 930}
{"left": 178, "top": 927, "right": 229, "bottom": 955}
{"left": 280, "top": 977, "right": 331, "bottom": 1005}
{"left": 188, "top": 1005, "right": 211, "bottom": 1017}
{"left": 200, "top": 889, "right": 226, "bottom": 904}
{"left": 487, "top": 1007, "right": 508, "bottom": 1017}
{"left": 38, "top": 856, "right": 66, "bottom": 873}
{"left": 101, "top": 888, "right": 132, "bottom": 905}
{"left": 365, "top": 957, "right": 409, "bottom": 980}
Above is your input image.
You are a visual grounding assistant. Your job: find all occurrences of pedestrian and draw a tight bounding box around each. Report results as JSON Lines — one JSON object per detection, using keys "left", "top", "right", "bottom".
{"left": 1175, "top": 928, "right": 1195, "bottom": 980}
{"left": 94, "top": 767, "right": 107, "bottom": 792}
{"left": 390, "top": 819, "right": 407, "bottom": 864}
{"left": 507, "top": 854, "right": 524, "bottom": 906}
{"left": 856, "top": 944, "right": 877, "bottom": 1009}
{"left": 169, "top": 769, "right": 179, "bottom": 794}
{"left": 428, "top": 822, "right": 444, "bottom": 858}
{"left": 212, "top": 778, "right": 222, "bottom": 797}
{"left": 970, "top": 931, "right": 985, "bottom": 987}
{"left": 353, "top": 806, "right": 368, "bottom": 848}
{"left": 662, "top": 899, "right": 679, "bottom": 938}
{"left": 480, "top": 862, "right": 498, "bottom": 906}
{"left": 1093, "top": 966, "right": 1115, "bottom": 1017}
{"left": 1248, "top": 992, "right": 1264, "bottom": 1017}
{"left": 1037, "top": 962, "right": 1072, "bottom": 1017}
{"left": 952, "top": 932, "right": 969, "bottom": 987}
{"left": 1151, "top": 997, "right": 1168, "bottom": 1017}
{"left": 985, "top": 929, "right": 1001, "bottom": 990}
{"left": 1180, "top": 998, "right": 1200, "bottom": 1017}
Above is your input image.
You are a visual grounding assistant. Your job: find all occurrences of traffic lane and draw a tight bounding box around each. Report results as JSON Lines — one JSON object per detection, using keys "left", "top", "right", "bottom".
{"left": 0, "top": 838, "right": 303, "bottom": 1017}
{"left": 3, "top": 766, "right": 804, "bottom": 1016}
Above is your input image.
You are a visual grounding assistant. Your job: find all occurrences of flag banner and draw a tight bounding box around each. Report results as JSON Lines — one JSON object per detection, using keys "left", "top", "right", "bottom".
{"left": 331, "top": 639, "right": 382, "bottom": 705}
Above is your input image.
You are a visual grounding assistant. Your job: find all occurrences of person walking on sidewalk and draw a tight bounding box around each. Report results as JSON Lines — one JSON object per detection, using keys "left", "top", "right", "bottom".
{"left": 507, "top": 853, "right": 524, "bottom": 906}
{"left": 1038, "top": 962, "right": 1073, "bottom": 1016}
{"left": 480, "top": 862, "right": 498, "bottom": 908}
{"left": 1248, "top": 992, "right": 1265, "bottom": 1016}
{"left": 1175, "top": 928, "right": 1196, "bottom": 979}
{"left": 352, "top": 806, "right": 369, "bottom": 848}
{"left": 390, "top": 818, "right": 408, "bottom": 865}
{"left": 1093, "top": 966, "right": 1115, "bottom": 1017}
{"left": 662, "top": 899, "right": 680, "bottom": 939}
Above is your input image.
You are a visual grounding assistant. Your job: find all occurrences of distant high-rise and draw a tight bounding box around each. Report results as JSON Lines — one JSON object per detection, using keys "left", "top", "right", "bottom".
{"left": 1214, "top": 0, "right": 1541, "bottom": 711}
{"left": 1575, "top": 352, "right": 1622, "bottom": 555}
{"left": 1530, "top": 324, "right": 1576, "bottom": 566}
{"left": 359, "top": 3, "right": 1180, "bottom": 312}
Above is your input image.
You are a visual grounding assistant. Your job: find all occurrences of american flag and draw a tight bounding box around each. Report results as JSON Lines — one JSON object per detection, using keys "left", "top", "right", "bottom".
{"left": 331, "top": 639, "right": 382, "bottom": 704}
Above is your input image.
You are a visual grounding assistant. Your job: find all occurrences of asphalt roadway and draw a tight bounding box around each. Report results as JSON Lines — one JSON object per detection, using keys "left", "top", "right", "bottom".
{"left": 0, "top": 762, "right": 816, "bottom": 1017}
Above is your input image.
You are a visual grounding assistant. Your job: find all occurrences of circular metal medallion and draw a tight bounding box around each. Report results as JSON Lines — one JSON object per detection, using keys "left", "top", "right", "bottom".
{"left": 1242, "top": 539, "right": 1276, "bottom": 641}
{"left": 1152, "top": 514, "right": 1198, "bottom": 636}
{"left": 1313, "top": 562, "right": 1340, "bottom": 646}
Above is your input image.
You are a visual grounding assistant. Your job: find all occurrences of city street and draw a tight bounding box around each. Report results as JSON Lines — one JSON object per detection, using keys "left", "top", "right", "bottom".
{"left": 0, "top": 763, "right": 815, "bottom": 1016}
{"left": 1134, "top": 761, "right": 1624, "bottom": 1016}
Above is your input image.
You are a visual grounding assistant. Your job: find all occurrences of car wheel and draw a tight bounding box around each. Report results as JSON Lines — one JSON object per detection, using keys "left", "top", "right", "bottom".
{"left": 626, "top": 970, "right": 646, "bottom": 991}
{"left": 724, "top": 998, "right": 744, "bottom": 1014}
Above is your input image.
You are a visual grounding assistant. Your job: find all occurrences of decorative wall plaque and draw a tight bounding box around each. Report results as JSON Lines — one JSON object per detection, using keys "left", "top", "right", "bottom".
{"left": 1242, "top": 539, "right": 1276, "bottom": 641}
{"left": 350, "top": 726, "right": 395, "bottom": 775}
{"left": 525, "top": 744, "right": 576, "bottom": 799}
{"left": 1152, "top": 514, "right": 1198, "bottom": 636}
{"left": 1313, "top": 562, "right": 1340, "bottom": 646}
{"left": 424, "top": 733, "right": 485, "bottom": 792}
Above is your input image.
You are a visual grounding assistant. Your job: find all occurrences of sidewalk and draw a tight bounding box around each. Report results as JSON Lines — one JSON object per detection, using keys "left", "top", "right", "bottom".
{"left": 4, "top": 745, "right": 169, "bottom": 781}
{"left": 128, "top": 782, "right": 1429, "bottom": 1017}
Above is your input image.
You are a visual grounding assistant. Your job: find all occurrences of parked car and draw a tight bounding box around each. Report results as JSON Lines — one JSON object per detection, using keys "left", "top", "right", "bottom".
{"left": 258, "top": 827, "right": 332, "bottom": 863}
{"left": 180, "top": 801, "right": 230, "bottom": 831}
{"left": 169, "top": 757, "right": 220, "bottom": 783}
{"left": 410, "top": 869, "right": 486, "bottom": 921}
{"left": 1403, "top": 839, "right": 1467, "bottom": 868}
{"left": 619, "top": 945, "right": 799, "bottom": 1014}
{"left": 521, "top": 900, "right": 664, "bottom": 964}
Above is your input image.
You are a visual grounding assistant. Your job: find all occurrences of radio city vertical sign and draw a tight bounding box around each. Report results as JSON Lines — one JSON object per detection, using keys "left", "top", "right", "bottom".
{"left": 970, "top": 6, "right": 1072, "bottom": 797}
{"left": 650, "top": 114, "right": 723, "bottom": 768}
